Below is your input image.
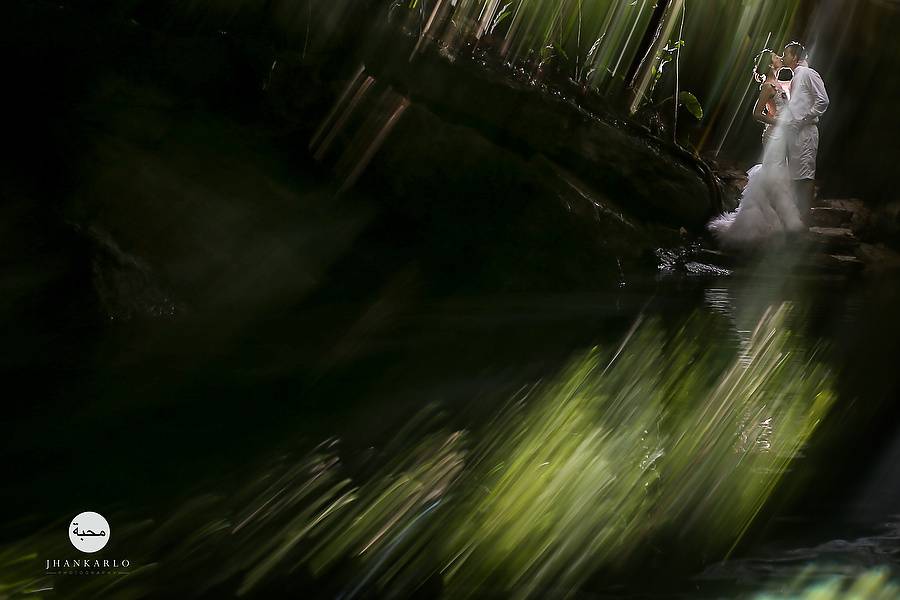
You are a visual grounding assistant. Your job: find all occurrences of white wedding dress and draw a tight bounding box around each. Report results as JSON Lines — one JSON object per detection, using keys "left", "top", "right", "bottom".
{"left": 708, "top": 84, "right": 805, "bottom": 248}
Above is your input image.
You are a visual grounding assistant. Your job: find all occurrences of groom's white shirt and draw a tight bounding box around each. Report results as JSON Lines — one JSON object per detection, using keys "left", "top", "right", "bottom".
{"left": 786, "top": 60, "right": 829, "bottom": 125}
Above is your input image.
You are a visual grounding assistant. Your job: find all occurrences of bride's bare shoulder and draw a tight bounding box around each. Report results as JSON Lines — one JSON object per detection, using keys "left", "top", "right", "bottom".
{"left": 759, "top": 82, "right": 777, "bottom": 97}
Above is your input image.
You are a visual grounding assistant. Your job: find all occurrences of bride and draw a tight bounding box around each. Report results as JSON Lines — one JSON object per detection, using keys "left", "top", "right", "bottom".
{"left": 708, "top": 50, "right": 805, "bottom": 248}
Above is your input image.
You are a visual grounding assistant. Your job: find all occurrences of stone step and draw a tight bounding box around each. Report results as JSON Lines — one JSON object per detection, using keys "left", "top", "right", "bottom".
{"left": 808, "top": 226, "right": 855, "bottom": 237}
{"left": 818, "top": 198, "right": 874, "bottom": 234}
{"left": 819, "top": 198, "right": 865, "bottom": 210}
{"left": 810, "top": 207, "right": 853, "bottom": 228}
{"left": 807, "top": 226, "right": 859, "bottom": 252}
{"left": 856, "top": 243, "right": 900, "bottom": 270}
{"left": 825, "top": 254, "right": 865, "bottom": 270}
{"left": 796, "top": 253, "right": 865, "bottom": 275}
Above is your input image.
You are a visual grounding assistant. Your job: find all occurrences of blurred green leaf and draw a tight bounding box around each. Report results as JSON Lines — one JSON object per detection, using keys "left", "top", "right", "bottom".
{"left": 679, "top": 91, "right": 703, "bottom": 120}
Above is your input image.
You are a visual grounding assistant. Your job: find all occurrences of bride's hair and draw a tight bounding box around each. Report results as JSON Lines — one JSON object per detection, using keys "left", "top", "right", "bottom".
{"left": 752, "top": 49, "right": 776, "bottom": 84}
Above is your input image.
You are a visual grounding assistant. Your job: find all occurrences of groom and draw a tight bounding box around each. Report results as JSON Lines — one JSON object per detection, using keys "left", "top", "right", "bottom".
{"left": 782, "top": 42, "right": 830, "bottom": 223}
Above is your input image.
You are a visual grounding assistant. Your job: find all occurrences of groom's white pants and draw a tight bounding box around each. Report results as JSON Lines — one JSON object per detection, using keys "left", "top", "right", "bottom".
{"left": 787, "top": 123, "right": 819, "bottom": 181}
{"left": 787, "top": 123, "right": 818, "bottom": 221}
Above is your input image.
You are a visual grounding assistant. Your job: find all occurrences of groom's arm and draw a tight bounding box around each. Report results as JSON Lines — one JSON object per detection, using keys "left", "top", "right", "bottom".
{"left": 799, "top": 71, "right": 830, "bottom": 124}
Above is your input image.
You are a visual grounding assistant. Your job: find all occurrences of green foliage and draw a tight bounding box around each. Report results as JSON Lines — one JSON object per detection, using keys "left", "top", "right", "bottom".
{"left": 679, "top": 90, "right": 703, "bottom": 120}
{"left": 648, "top": 39, "right": 684, "bottom": 98}
{"left": 489, "top": 2, "right": 513, "bottom": 36}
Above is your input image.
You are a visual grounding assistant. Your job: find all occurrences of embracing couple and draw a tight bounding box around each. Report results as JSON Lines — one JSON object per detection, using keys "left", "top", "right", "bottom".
{"left": 709, "top": 42, "right": 830, "bottom": 249}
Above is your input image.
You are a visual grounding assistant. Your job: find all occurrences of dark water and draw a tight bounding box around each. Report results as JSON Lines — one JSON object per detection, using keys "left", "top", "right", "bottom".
{"left": 3, "top": 4, "right": 900, "bottom": 598}
{"left": 5, "top": 196, "right": 900, "bottom": 598}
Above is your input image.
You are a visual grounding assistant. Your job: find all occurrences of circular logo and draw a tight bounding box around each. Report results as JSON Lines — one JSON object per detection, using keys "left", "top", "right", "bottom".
{"left": 69, "top": 512, "right": 110, "bottom": 553}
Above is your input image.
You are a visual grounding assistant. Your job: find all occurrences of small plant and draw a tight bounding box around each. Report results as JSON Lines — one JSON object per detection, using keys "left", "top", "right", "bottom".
{"left": 678, "top": 90, "right": 703, "bottom": 120}
{"left": 637, "top": 37, "right": 704, "bottom": 144}
{"left": 488, "top": 2, "right": 513, "bottom": 36}
{"left": 648, "top": 39, "right": 684, "bottom": 99}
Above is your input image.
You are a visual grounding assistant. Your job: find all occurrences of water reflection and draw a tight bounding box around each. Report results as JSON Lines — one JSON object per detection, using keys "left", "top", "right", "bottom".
{"left": 701, "top": 519, "right": 900, "bottom": 599}
{"left": 1, "top": 300, "right": 841, "bottom": 598}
